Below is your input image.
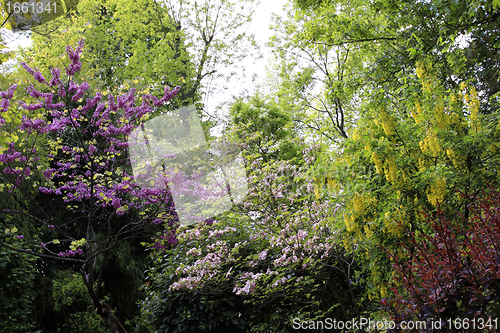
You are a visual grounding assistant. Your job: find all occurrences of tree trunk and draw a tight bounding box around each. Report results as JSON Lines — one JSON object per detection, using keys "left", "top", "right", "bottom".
{"left": 100, "top": 302, "right": 128, "bottom": 333}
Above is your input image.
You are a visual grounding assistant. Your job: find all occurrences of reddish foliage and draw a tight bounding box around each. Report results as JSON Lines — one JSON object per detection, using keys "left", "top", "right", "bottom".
{"left": 383, "top": 187, "right": 500, "bottom": 331}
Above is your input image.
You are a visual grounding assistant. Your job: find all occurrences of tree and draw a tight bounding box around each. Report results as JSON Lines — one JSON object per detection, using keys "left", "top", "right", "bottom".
{"left": 228, "top": 94, "right": 303, "bottom": 163}
{"left": 22, "top": 0, "right": 260, "bottom": 115}
{"left": 0, "top": 39, "right": 180, "bottom": 333}
{"left": 267, "top": 0, "right": 391, "bottom": 144}
{"left": 311, "top": 60, "right": 500, "bottom": 304}
{"left": 265, "top": 0, "right": 500, "bottom": 309}
{"left": 267, "top": 0, "right": 500, "bottom": 149}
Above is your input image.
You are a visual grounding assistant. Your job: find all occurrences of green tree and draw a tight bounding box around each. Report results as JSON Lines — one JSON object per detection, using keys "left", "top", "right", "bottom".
{"left": 21, "top": 0, "right": 260, "bottom": 113}
{"left": 312, "top": 62, "right": 500, "bottom": 304}
{"left": 228, "top": 94, "right": 303, "bottom": 163}
{"left": 0, "top": 235, "right": 37, "bottom": 333}
{"left": 267, "top": 0, "right": 500, "bottom": 149}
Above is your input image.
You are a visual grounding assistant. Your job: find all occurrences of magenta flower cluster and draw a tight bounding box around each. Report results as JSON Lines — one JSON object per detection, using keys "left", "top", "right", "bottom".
{"left": 57, "top": 248, "right": 84, "bottom": 258}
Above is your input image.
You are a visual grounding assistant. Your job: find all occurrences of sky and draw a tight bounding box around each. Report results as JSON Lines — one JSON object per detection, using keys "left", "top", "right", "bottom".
{"left": 201, "top": 0, "right": 290, "bottom": 127}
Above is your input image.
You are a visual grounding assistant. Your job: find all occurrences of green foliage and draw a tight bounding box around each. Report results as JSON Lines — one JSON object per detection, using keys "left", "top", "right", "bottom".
{"left": 0, "top": 238, "right": 37, "bottom": 333}
{"left": 21, "top": 0, "right": 260, "bottom": 114}
{"left": 51, "top": 270, "right": 108, "bottom": 333}
{"left": 138, "top": 144, "right": 369, "bottom": 332}
{"left": 228, "top": 94, "right": 303, "bottom": 163}
{"left": 268, "top": 0, "right": 500, "bottom": 148}
{"left": 17, "top": 0, "right": 198, "bottom": 111}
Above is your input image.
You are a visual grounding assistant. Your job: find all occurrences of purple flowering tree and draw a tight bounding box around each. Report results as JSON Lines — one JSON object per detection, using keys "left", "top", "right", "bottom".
{"left": 0, "top": 39, "right": 180, "bottom": 333}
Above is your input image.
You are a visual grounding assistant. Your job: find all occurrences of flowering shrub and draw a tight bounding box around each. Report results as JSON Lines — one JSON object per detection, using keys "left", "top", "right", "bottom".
{"left": 139, "top": 155, "right": 369, "bottom": 332}
{"left": 383, "top": 187, "right": 500, "bottom": 330}
{"left": 0, "top": 39, "right": 180, "bottom": 332}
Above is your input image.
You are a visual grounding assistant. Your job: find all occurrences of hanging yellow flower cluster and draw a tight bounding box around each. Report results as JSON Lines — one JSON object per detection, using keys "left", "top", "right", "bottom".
{"left": 371, "top": 151, "right": 384, "bottom": 174}
{"left": 426, "top": 178, "right": 446, "bottom": 207}
{"left": 416, "top": 61, "right": 426, "bottom": 79}
{"left": 327, "top": 177, "right": 336, "bottom": 192}
{"left": 383, "top": 207, "right": 408, "bottom": 237}
{"left": 344, "top": 192, "right": 378, "bottom": 241}
{"left": 344, "top": 213, "right": 359, "bottom": 235}
{"left": 411, "top": 100, "right": 423, "bottom": 124}
{"left": 380, "top": 110, "right": 395, "bottom": 136}
{"left": 416, "top": 60, "right": 434, "bottom": 92}
{"left": 364, "top": 225, "right": 374, "bottom": 239}
{"left": 433, "top": 97, "right": 450, "bottom": 129}
{"left": 419, "top": 129, "right": 441, "bottom": 157}
{"left": 464, "top": 86, "right": 481, "bottom": 133}
{"left": 352, "top": 193, "right": 366, "bottom": 214}
{"left": 384, "top": 155, "right": 398, "bottom": 182}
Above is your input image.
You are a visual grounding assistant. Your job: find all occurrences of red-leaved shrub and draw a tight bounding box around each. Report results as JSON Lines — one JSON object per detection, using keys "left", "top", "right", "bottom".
{"left": 383, "top": 187, "right": 500, "bottom": 332}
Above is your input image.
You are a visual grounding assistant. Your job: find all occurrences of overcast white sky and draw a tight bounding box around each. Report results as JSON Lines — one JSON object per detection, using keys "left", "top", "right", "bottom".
{"left": 203, "top": 0, "right": 289, "bottom": 124}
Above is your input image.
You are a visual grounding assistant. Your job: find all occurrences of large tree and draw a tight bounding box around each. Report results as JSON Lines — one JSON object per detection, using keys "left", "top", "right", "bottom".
{"left": 0, "top": 40, "right": 180, "bottom": 333}
{"left": 267, "top": 0, "right": 500, "bottom": 146}
{"left": 20, "top": 0, "right": 260, "bottom": 116}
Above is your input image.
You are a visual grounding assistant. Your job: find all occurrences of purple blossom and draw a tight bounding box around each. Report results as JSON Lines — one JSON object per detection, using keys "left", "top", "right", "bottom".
{"left": 20, "top": 62, "right": 46, "bottom": 83}
{"left": 57, "top": 248, "right": 83, "bottom": 258}
{"left": 43, "top": 169, "right": 55, "bottom": 180}
{"left": 66, "top": 39, "right": 85, "bottom": 76}
{"left": 49, "top": 67, "right": 61, "bottom": 87}
{"left": 0, "top": 84, "right": 17, "bottom": 100}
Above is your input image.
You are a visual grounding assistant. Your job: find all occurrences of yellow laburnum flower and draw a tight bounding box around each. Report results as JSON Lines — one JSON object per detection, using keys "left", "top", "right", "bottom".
{"left": 384, "top": 220, "right": 403, "bottom": 237}
{"left": 427, "top": 130, "right": 441, "bottom": 157}
{"left": 352, "top": 128, "right": 360, "bottom": 141}
{"left": 353, "top": 193, "right": 365, "bottom": 215}
{"left": 434, "top": 98, "right": 449, "bottom": 129}
{"left": 314, "top": 183, "right": 321, "bottom": 199}
{"left": 380, "top": 285, "right": 388, "bottom": 298}
{"left": 327, "top": 178, "right": 336, "bottom": 192}
{"left": 416, "top": 61, "right": 425, "bottom": 79}
{"left": 385, "top": 155, "right": 398, "bottom": 182}
{"left": 343, "top": 238, "right": 352, "bottom": 252}
{"left": 372, "top": 152, "right": 383, "bottom": 174}
{"left": 419, "top": 136, "right": 429, "bottom": 154}
{"left": 426, "top": 178, "right": 446, "bottom": 207}
{"left": 364, "top": 225, "right": 374, "bottom": 239}
{"left": 468, "top": 86, "right": 482, "bottom": 132}
{"left": 345, "top": 214, "right": 357, "bottom": 233}
{"left": 412, "top": 100, "right": 423, "bottom": 124}
{"left": 380, "top": 111, "right": 395, "bottom": 136}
